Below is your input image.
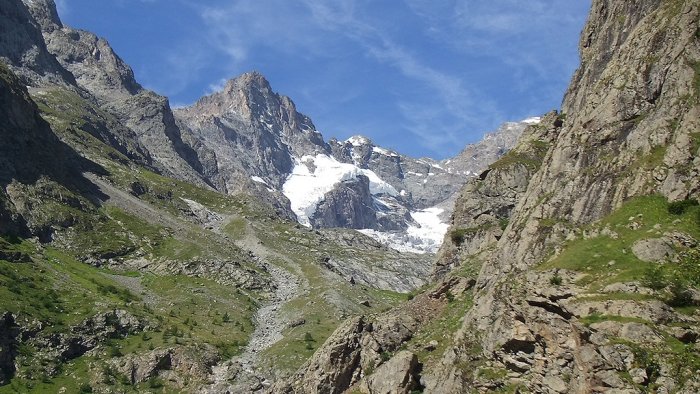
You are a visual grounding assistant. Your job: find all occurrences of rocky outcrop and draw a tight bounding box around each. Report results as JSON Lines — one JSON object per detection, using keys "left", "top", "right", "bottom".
{"left": 329, "top": 136, "right": 462, "bottom": 210}
{"left": 443, "top": 118, "right": 539, "bottom": 176}
{"left": 0, "top": 0, "right": 74, "bottom": 86}
{"left": 421, "top": 0, "right": 700, "bottom": 392}
{"left": 360, "top": 351, "right": 422, "bottom": 394}
{"left": 0, "top": 313, "right": 20, "bottom": 385}
{"left": 432, "top": 112, "right": 561, "bottom": 279}
{"left": 175, "top": 72, "right": 327, "bottom": 193}
{"left": 36, "top": 310, "right": 145, "bottom": 363}
{"left": 311, "top": 176, "right": 378, "bottom": 229}
{"left": 113, "top": 344, "right": 220, "bottom": 386}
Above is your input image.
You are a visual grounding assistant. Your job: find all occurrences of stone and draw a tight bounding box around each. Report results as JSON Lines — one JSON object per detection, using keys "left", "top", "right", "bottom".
{"left": 423, "top": 340, "right": 438, "bottom": 351}
{"left": 542, "top": 375, "right": 568, "bottom": 393}
{"left": 361, "top": 351, "right": 421, "bottom": 394}
{"left": 629, "top": 368, "right": 648, "bottom": 385}
{"left": 631, "top": 238, "right": 675, "bottom": 262}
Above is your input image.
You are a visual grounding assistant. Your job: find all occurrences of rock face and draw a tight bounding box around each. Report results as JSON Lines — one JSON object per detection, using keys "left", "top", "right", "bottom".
{"left": 175, "top": 72, "right": 327, "bottom": 193}
{"left": 0, "top": 61, "right": 104, "bottom": 238}
{"left": 0, "top": 0, "right": 74, "bottom": 86}
{"left": 432, "top": 111, "right": 561, "bottom": 279}
{"left": 311, "top": 176, "right": 378, "bottom": 229}
{"left": 0, "top": 313, "right": 20, "bottom": 385}
{"left": 360, "top": 351, "right": 421, "bottom": 394}
{"left": 422, "top": 0, "right": 700, "bottom": 392}
{"left": 113, "top": 344, "right": 220, "bottom": 386}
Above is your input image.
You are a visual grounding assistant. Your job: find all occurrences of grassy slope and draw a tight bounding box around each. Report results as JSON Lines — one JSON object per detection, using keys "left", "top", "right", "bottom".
{"left": 0, "top": 86, "right": 410, "bottom": 391}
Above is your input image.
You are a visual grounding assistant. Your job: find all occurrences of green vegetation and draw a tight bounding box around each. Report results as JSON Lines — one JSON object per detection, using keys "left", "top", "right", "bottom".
{"left": 667, "top": 199, "right": 698, "bottom": 215}
{"left": 537, "top": 194, "right": 700, "bottom": 388}
{"left": 549, "top": 274, "right": 563, "bottom": 286}
{"left": 0, "top": 245, "right": 254, "bottom": 392}
{"left": 450, "top": 224, "right": 499, "bottom": 246}
{"left": 540, "top": 195, "right": 700, "bottom": 291}
{"left": 489, "top": 140, "right": 549, "bottom": 171}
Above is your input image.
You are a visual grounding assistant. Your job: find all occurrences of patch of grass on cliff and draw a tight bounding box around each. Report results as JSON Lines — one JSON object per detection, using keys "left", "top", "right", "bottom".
{"left": 489, "top": 140, "right": 549, "bottom": 171}
{"left": 0, "top": 246, "right": 143, "bottom": 328}
{"left": 402, "top": 292, "right": 474, "bottom": 368}
{"left": 112, "top": 167, "right": 269, "bottom": 220}
{"left": 540, "top": 195, "right": 700, "bottom": 291}
{"left": 32, "top": 88, "right": 133, "bottom": 164}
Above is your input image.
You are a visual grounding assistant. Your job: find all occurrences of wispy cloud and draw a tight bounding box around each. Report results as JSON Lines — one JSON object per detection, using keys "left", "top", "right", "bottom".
{"left": 100, "top": 0, "right": 587, "bottom": 157}
{"left": 291, "top": 0, "right": 496, "bottom": 155}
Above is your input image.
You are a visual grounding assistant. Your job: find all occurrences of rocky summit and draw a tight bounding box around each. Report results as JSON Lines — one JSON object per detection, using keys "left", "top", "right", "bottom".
{"left": 0, "top": 0, "right": 699, "bottom": 393}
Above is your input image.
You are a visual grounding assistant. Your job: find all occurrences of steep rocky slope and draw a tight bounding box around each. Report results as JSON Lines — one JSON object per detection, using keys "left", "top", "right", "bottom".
{"left": 428, "top": 0, "right": 700, "bottom": 391}
{"left": 280, "top": 1, "right": 700, "bottom": 393}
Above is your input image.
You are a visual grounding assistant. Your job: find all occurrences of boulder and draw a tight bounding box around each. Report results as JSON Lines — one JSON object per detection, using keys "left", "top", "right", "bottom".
{"left": 631, "top": 238, "right": 675, "bottom": 262}
{"left": 361, "top": 351, "right": 421, "bottom": 394}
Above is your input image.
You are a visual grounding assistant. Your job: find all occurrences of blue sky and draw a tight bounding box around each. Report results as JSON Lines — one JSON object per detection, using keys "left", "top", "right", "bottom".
{"left": 56, "top": 0, "right": 591, "bottom": 159}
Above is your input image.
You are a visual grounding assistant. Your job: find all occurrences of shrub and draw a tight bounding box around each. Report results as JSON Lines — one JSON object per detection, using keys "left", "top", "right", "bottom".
{"left": 445, "top": 291, "right": 455, "bottom": 303}
{"left": 304, "top": 332, "right": 314, "bottom": 342}
{"left": 667, "top": 277, "right": 694, "bottom": 307}
{"left": 642, "top": 265, "right": 667, "bottom": 290}
{"left": 79, "top": 383, "right": 93, "bottom": 393}
{"left": 550, "top": 275, "right": 563, "bottom": 286}
{"left": 667, "top": 199, "right": 698, "bottom": 215}
{"left": 450, "top": 229, "right": 467, "bottom": 246}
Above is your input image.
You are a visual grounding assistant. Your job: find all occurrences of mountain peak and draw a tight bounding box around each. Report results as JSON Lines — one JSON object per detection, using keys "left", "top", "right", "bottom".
{"left": 345, "top": 135, "right": 373, "bottom": 147}
{"left": 223, "top": 71, "right": 272, "bottom": 95}
{"left": 22, "top": 0, "right": 62, "bottom": 32}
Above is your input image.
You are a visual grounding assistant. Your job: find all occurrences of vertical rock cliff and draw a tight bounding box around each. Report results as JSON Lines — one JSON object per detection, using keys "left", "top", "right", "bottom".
{"left": 426, "top": 0, "right": 700, "bottom": 392}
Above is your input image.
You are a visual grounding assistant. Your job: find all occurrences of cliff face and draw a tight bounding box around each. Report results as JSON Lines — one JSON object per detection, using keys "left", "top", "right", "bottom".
{"left": 426, "top": 0, "right": 700, "bottom": 392}
{"left": 432, "top": 112, "right": 562, "bottom": 280}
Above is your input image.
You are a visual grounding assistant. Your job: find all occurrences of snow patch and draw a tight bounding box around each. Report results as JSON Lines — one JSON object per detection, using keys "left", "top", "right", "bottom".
{"left": 358, "top": 207, "right": 448, "bottom": 254}
{"left": 372, "top": 146, "right": 399, "bottom": 157}
{"left": 283, "top": 154, "right": 398, "bottom": 226}
{"left": 346, "top": 135, "right": 371, "bottom": 146}
{"left": 522, "top": 116, "right": 542, "bottom": 125}
{"left": 251, "top": 176, "right": 268, "bottom": 186}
